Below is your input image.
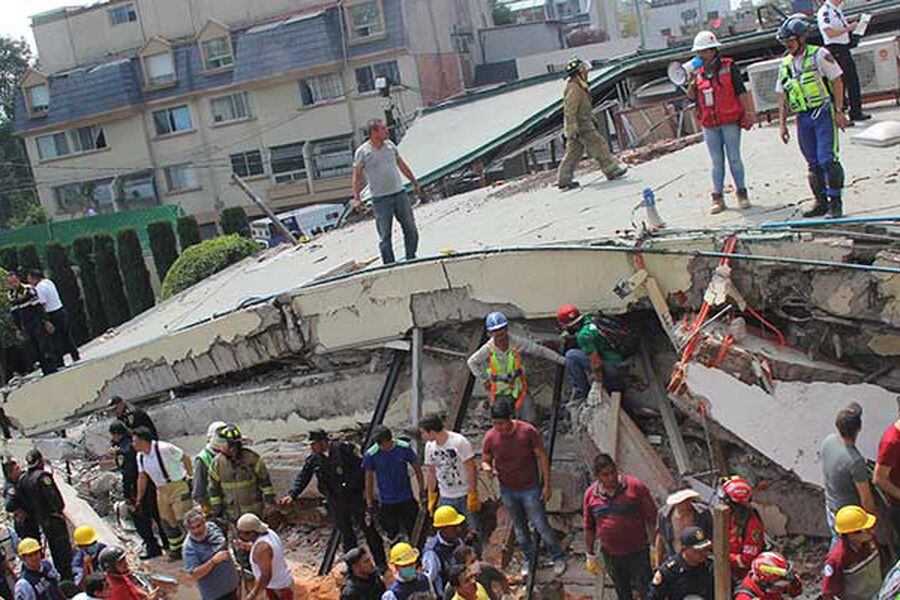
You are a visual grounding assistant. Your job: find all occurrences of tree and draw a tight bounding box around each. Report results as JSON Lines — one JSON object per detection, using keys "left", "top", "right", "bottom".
{"left": 0, "top": 247, "right": 17, "bottom": 272}
{"left": 147, "top": 220, "right": 179, "bottom": 281}
{"left": 177, "top": 216, "right": 202, "bottom": 250}
{"left": 44, "top": 242, "right": 89, "bottom": 345}
{"left": 161, "top": 235, "right": 257, "bottom": 300}
{"left": 490, "top": 0, "right": 515, "bottom": 25}
{"left": 219, "top": 207, "right": 250, "bottom": 237}
{"left": 72, "top": 237, "right": 107, "bottom": 337}
{"left": 116, "top": 229, "right": 155, "bottom": 315}
{"left": 17, "top": 243, "right": 41, "bottom": 272}
{"left": 0, "top": 36, "right": 41, "bottom": 231}
{"left": 92, "top": 234, "right": 130, "bottom": 327}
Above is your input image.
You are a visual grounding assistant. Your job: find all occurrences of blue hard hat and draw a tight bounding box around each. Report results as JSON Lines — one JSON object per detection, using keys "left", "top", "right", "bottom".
{"left": 485, "top": 311, "right": 508, "bottom": 332}
{"left": 777, "top": 16, "right": 809, "bottom": 42}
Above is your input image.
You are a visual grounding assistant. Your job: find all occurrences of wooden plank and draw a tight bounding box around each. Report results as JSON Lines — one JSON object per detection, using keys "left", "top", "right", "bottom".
{"left": 639, "top": 342, "right": 691, "bottom": 474}
{"left": 713, "top": 504, "right": 732, "bottom": 600}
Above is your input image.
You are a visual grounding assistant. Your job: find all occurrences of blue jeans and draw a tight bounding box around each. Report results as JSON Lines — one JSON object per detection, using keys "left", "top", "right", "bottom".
{"left": 372, "top": 191, "right": 418, "bottom": 264}
{"left": 703, "top": 123, "right": 746, "bottom": 195}
{"left": 499, "top": 486, "right": 564, "bottom": 560}
{"left": 564, "top": 348, "right": 625, "bottom": 398}
{"left": 439, "top": 495, "right": 482, "bottom": 555}
{"left": 797, "top": 106, "right": 842, "bottom": 199}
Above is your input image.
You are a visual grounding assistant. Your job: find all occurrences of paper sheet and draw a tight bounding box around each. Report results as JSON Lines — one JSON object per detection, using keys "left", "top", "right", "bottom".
{"left": 854, "top": 13, "right": 871, "bottom": 36}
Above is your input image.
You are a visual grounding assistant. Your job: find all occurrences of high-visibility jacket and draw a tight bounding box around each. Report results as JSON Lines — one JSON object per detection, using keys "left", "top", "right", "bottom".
{"left": 486, "top": 345, "right": 528, "bottom": 409}
{"left": 694, "top": 58, "right": 744, "bottom": 128}
{"left": 779, "top": 45, "right": 831, "bottom": 114}
{"left": 208, "top": 447, "right": 275, "bottom": 519}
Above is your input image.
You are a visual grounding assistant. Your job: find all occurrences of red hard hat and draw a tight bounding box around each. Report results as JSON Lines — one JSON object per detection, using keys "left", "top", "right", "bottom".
{"left": 722, "top": 476, "right": 753, "bottom": 505}
{"left": 557, "top": 304, "right": 582, "bottom": 327}
{"left": 751, "top": 552, "right": 792, "bottom": 584}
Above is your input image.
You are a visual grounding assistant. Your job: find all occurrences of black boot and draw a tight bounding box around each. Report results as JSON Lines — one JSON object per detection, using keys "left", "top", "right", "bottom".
{"left": 803, "top": 199, "right": 828, "bottom": 218}
{"left": 826, "top": 196, "right": 843, "bottom": 219}
{"left": 804, "top": 167, "right": 828, "bottom": 218}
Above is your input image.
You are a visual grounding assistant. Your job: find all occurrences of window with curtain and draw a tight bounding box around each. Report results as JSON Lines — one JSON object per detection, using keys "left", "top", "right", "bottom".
{"left": 202, "top": 37, "right": 234, "bottom": 70}
{"left": 146, "top": 52, "right": 175, "bottom": 86}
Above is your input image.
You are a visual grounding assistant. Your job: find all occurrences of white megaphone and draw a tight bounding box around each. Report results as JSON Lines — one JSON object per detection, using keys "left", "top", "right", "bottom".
{"left": 667, "top": 58, "right": 701, "bottom": 91}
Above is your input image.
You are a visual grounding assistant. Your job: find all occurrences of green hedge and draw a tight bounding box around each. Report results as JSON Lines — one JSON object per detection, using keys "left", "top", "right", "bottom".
{"left": 147, "top": 220, "right": 179, "bottom": 281}
{"left": 93, "top": 234, "right": 131, "bottom": 327}
{"left": 0, "top": 267, "right": 17, "bottom": 350}
{"left": 161, "top": 235, "right": 257, "bottom": 300}
{"left": 45, "top": 243, "right": 90, "bottom": 345}
{"left": 116, "top": 229, "right": 155, "bottom": 316}
{"left": 177, "top": 216, "right": 202, "bottom": 250}
{"left": 73, "top": 237, "right": 108, "bottom": 337}
{"left": 220, "top": 207, "right": 250, "bottom": 237}
{"left": 0, "top": 247, "right": 18, "bottom": 272}
{"left": 18, "top": 243, "right": 42, "bottom": 272}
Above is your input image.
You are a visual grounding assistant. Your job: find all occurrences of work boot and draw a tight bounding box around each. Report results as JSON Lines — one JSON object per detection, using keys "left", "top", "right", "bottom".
{"left": 802, "top": 198, "right": 829, "bottom": 218}
{"left": 605, "top": 163, "right": 628, "bottom": 180}
{"left": 737, "top": 189, "right": 751, "bottom": 209}
{"left": 850, "top": 112, "right": 872, "bottom": 122}
{"left": 826, "top": 197, "right": 843, "bottom": 219}
{"left": 557, "top": 181, "right": 581, "bottom": 191}
{"left": 709, "top": 192, "right": 726, "bottom": 215}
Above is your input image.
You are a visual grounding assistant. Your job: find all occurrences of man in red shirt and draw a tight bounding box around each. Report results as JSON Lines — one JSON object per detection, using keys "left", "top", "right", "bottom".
{"left": 99, "top": 546, "right": 157, "bottom": 600}
{"left": 873, "top": 409, "right": 900, "bottom": 544}
{"left": 481, "top": 403, "right": 566, "bottom": 577}
{"left": 822, "top": 505, "right": 882, "bottom": 600}
{"left": 720, "top": 477, "right": 765, "bottom": 581}
{"left": 583, "top": 453, "right": 657, "bottom": 600}
{"left": 734, "top": 552, "right": 802, "bottom": 600}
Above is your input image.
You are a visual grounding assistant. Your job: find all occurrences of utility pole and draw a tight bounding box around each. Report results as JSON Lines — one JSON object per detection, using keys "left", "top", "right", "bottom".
{"left": 230, "top": 173, "right": 299, "bottom": 246}
{"left": 633, "top": 0, "right": 647, "bottom": 50}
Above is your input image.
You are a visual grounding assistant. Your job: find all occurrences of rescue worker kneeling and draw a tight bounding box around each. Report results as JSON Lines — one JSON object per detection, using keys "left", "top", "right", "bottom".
{"left": 208, "top": 424, "right": 276, "bottom": 521}
{"left": 734, "top": 552, "right": 802, "bottom": 600}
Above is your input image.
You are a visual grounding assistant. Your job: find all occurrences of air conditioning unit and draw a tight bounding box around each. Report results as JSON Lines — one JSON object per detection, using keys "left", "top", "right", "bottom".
{"left": 747, "top": 56, "right": 783, "bottom": 113}
{"left": 852, "top": 36, "right": 899, "bottom": 96}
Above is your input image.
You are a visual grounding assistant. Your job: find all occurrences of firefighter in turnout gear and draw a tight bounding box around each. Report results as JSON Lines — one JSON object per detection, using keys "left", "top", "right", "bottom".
{"left": 17, "top": 450, "right": 74, "bottom": 582}
{"left": 776, "top": 15, "right": 849, "bottom": 219}
{"left": 208, "top": 425, "right": 276, "bottom": 521}
{"left": 556, "top": 57, "right": 627, "bottom": 190}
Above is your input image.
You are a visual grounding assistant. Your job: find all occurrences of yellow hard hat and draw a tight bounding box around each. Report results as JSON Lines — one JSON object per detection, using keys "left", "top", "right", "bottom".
{"left": 74, "top": 525, "right": 98, "bottom": 547}
{"left": 18, "top": 538, "right": 41, "bottom": 556}
{"left": 389, "top": 542, "right": 420, "bottom": 566}
{"left": 834, "top": 505, "right": 877, "bottom": 534}
{"left": 433, "top": 505, "right": 466, "bottom": 528}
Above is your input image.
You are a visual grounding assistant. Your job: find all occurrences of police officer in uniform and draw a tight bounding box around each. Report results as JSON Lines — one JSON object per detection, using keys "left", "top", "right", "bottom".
{"left": 647, "top": 526, "right": 714, "bottom": 600}
{"left": 107, "top": 396, "right": 158, "bottom": 439}
{"left": 280, "top": 430, "right": 386, "bottom": 570}
{"left": 3, "top": 458, "right": 41, "bottom": 541}
{"left": 17, "top": 450, "right": 74, "bottom": 581}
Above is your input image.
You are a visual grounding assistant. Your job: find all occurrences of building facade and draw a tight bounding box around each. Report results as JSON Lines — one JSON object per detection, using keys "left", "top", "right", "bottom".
{"left": 15, "top": 0, "right": 490, "bottom": 231}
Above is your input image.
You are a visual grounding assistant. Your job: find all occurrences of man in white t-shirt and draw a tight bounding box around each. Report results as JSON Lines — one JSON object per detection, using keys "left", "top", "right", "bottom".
{"left": 816, "top": 0, "right": 868, "bottom": 122}
{"left": 133, "top": 427, "right": 193, "bottom": 558}
{"left": 27, "top": 269, "right": 80, "bottom": 365}
{"left": 419, "top": 414, "right": 481, "bottom": 552}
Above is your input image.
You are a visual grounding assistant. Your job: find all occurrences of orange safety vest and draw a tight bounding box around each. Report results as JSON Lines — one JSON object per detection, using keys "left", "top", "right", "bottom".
{"left": 486, "top": 345, "right": 528, "bottom": 409}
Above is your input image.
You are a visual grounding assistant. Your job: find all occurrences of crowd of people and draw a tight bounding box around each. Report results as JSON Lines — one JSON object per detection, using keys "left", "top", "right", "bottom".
{"left": 6, "top": 269, "right": 80, "bottom": 377}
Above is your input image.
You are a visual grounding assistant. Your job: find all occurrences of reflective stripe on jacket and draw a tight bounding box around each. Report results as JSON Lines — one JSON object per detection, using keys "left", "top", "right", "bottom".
{"left": 486, "top": 345, "right": 528, "bottom": 409}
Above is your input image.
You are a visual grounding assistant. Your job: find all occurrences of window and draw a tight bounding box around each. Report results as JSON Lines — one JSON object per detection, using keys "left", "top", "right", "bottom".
{"left": 152, "top": 105, "right": 193, "bottom": 136}
{"left": 355, "top": 61, "right": 400, "bottom": 94}
{"left": 269, "top": 143, "right": 306, "bottom": 184}
{"left": 36, "top": 132, "right": 70, "bottom": 160}
{"left": 145, "top": 52, "right": 175, "bottom": 86}
{"left": 211, "top": 92, "right": 250, "bottom": 124}
{"left": 202, "top": 37, "right": 234, "bottom": 70}
{"left": 300, "top": 73, "right": 345, "bottom": 106}
{"left": 108, "top": 3, "right": 137, "bottom": 25}
{"left": 230, "top": 150, "right": 264, "bottom": 178}
{"left": 27, "top": 84, "right": 50, "bottom": 113}
{"left": 70, "top": 126, "right": 107, "bottom": 153}
{"left": 119, "top": 172, "right": 158, "bottom": 211}
{"left": 346, "top": 0, "right": 386, "bottom": 41}
{"left": 164, "top": 163, "right": 199, "bottom": 193}
{"left": 311, "top": 137, "right": 353, "bottom": 179}
{"left": 53, "top": 179, "right": 114, "bottom": 214}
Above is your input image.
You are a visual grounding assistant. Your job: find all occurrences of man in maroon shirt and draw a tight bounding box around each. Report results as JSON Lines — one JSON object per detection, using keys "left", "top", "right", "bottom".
{"left": 583, "top": 453, "right": 657, "bottom": 600}
{"left": 481, "top": 403, "right": 566, "bottom": 577}
{"left": 873, "top": 406, "right": 900, "bottom": 545}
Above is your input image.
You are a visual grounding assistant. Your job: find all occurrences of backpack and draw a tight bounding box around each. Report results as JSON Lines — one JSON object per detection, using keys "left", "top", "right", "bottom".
{"left": 590, "top": 313, "right": 638, "bottom": 357}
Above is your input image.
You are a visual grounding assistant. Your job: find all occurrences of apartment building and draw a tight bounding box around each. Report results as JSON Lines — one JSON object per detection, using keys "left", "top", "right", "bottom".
{"left": 15, "top": 0, "right": 492, "bottom": 232}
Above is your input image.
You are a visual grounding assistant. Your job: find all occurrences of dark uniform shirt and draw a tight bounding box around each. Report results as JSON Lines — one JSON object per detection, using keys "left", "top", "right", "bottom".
{"left": 340, "top": 572, "right": 386, "bottom": 600}
{"left": 121, "top": 407, "right": 158, "bottom": 440}
{"left": 17, "top": 466, "right": 65, "bottom": 524}
{"left": 113, "top": 438, "right": 140, "bottom": 499}
{"left": 8, "top": 285, "right": 44, "bottom": 330}
{"left": 4, "top": 479, "right": 40, "bottom": 540}
{"left": 647, "top": 554, "right": 714, "bottom": 600}
{"left": 289, "top": 441, "right": 365, "bottom": 505}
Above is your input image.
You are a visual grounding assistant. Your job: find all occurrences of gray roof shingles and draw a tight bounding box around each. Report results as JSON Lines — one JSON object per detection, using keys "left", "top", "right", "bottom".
{"left": 15, "top": 0, "right": 405, "bottom": 135}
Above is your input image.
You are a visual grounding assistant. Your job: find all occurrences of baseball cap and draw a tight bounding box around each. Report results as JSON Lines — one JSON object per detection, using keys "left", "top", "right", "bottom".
{"left": 680, "top": 526, "right": 712, "bottom": 550}
{"left": 666, "top": 489, "right": 700, "bottom": 506}
{"left": 236, "top": 513, "right": 269, "bottom": 534}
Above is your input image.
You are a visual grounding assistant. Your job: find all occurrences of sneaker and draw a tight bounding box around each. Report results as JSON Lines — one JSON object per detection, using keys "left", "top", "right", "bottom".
{"left": 553, "top": 558, "right": 567, "bottom": 576}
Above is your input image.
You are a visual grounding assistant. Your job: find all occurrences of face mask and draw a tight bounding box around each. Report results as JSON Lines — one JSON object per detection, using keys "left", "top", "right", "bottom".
{"left": 399, "top": 566, "right": 417, "bottom": 581}
{"left": 87, "top": 543, "right": 100, "bottom": 554}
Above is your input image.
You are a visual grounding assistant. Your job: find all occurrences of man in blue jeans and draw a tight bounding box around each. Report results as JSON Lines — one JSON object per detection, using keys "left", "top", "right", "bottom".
{"left": 352, "top": 119, "right": 421, "bottom": 264}
{"left": 481, "top": 403, "right": 567, "bottom": 577}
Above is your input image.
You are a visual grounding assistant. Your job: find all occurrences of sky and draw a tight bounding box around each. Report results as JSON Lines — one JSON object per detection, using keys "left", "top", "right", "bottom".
{"left": 0, "top": 0, "right": 76, "bottom": 51}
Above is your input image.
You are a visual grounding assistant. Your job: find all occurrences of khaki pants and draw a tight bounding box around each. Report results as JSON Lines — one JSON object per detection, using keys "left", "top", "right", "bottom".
{"left": 156, "top": 479, "right": 192, "bottom": 552}
{"left": 556, "top": 128, "right": 618, "bottom": 186}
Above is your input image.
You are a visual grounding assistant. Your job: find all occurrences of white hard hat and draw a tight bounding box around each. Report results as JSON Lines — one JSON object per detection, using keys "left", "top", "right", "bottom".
{"left": 207, "top": 421, "right": 227, "bottom": 442}
{"left": 692, "top": 31, "right": 720, "bottom": 52}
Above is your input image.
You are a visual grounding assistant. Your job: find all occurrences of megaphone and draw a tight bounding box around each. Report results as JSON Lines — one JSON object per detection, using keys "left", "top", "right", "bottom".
{"left": 667, "top": 61, "right": 689, "bottom": 87}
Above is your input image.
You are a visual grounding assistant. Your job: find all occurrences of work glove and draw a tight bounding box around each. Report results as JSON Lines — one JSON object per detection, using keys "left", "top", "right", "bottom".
{"left": 466, "top": 490, "right": 481, "bottom": 513}
{"left": 427, "top": 490, "right": 438, "bottom": 516}
{"left": 585, "top": 554, "right": 598, "bottom": 575}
